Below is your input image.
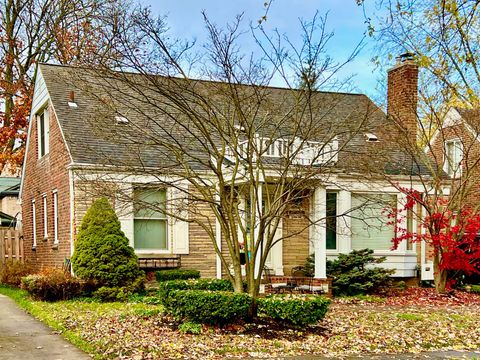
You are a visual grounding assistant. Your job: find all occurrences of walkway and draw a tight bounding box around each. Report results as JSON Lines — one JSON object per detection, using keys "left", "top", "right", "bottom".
{"left": 0, "top": 294, "right": 89, "bottom": 360}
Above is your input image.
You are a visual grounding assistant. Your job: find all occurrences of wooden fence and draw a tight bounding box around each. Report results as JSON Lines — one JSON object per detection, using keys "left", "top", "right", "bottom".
{"left": 0, "top": 229, "right": 23, "bottom": 265}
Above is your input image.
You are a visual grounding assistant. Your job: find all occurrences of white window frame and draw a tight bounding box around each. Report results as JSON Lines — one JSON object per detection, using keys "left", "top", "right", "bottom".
{"left": 133, "top": 188, "right": 169, "bottom": 253}
{"left": 53, "top": 190, "right": 59, "bottom": 244}
{"left": 42, "top": 194, "right": 48, "bottom": 239}
{"left": 32, "top": 199, "right": 37, "bottom": 248}
{"left": 444, "top": 139, "right": 463, "bottom": 177}
{"left": 37, "top": 107, "right": 49, "bottom": 158}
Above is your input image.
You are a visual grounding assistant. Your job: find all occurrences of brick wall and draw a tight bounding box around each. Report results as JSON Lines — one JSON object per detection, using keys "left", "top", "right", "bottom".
{"left": 22, "top": 104, "right": 72, "bottom": 270}
{"left": 181, "top": 199, "right": 217, "bottom": 277}
{"left": 428, "top": 122, "right": 480, "bottom": 210}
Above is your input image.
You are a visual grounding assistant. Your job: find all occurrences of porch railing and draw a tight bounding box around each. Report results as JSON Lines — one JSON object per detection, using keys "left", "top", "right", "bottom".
{"left": 223, "top": 136, "right": 338, "bottom": 166}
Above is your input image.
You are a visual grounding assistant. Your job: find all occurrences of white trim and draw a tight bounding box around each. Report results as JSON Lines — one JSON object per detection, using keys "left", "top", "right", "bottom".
{"left": 443, "top": 138, "right": 463, "bottom": 178}
{"left": 215, "top": 192, "right": 222, "bottom": 279}
{"left": 42, "top": 194, "right": 48, "bottom": 239}
{"left": 313, "top": 187, "right": 327, "bottom": 279}
{"left": 69, "top": 169, "right": 75, "bottom": 259}
{"left": 426, "top": 107, "right": 480, "bottom": 154}
{"left": 53, "top": 190, "right": 59, "bottom": 244}
{"left": 32, "top": 199, "right": 37, "bottom": 248}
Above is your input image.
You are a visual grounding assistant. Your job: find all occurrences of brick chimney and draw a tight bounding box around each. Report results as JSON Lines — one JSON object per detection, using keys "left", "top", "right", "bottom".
{"left": 387, "top": 53, "right": 419, "bottom": 141}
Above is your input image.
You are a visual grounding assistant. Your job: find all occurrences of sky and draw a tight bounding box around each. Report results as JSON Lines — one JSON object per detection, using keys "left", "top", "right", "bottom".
{"left": 143, "top": 0, "right": 386, "bottom": 101}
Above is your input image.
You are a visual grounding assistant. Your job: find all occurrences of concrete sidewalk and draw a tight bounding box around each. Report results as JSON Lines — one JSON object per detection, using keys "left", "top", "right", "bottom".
{"left": 0, "top": 294, "right": 90, "bottom": 360}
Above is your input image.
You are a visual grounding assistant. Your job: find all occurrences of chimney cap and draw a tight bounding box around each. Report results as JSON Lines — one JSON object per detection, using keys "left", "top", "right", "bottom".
{"left": 396, "top": 52, "right": 415, "bottom": 63}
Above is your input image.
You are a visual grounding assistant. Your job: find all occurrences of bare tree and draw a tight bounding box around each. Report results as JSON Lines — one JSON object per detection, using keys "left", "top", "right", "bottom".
{"left": 61, "top": 9, "right": 384, "bottom": 304}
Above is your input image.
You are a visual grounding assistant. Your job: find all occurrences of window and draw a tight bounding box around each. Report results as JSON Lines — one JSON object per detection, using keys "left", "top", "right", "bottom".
{"left": 351, "top": 194, "right": 396, "bottom": 251}
{"left": 42, "top": 194, "right": 48, "bottom": 239}
{"left": 134, "top": 189, "right": 167, "bottom": 250}
{"left": 326, "top": 192, "right": 337, "bottom": 250}
{"left": 37, "top": 108, "right": 49, "bottom": 158}
{"left": 445, "top": 140, "right": 462, "bottom": 177}
{"left": 32, "top": 199, "right": 37, "bottom": 247}
{"left": 53, "top": 191, "right": 59, "bottom": 244}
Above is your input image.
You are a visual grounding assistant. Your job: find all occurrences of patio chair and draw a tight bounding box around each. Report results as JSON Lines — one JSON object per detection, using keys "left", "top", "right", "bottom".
{"left": 291, "top": 267, "right": 312, "bottom": 293}
{"left": 263, "top": 266, "right": 296, "bottom": 294}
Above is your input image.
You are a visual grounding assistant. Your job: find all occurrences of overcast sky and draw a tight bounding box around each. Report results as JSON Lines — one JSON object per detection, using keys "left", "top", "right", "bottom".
{"left": 143, "top": 0, "right": 387, "bottom": 100}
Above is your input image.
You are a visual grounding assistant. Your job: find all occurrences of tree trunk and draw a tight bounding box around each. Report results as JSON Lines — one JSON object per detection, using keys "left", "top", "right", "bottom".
{"left": 433, "top": 252, "right": 447, "bottom": 294}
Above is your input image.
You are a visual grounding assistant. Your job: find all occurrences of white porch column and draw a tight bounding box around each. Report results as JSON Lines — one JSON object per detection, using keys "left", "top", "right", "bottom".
{"left": 313, "top": 187, "right": 327, "bottom": 279}
{"left": 396, "top": 192, "right": 408, "bottom": 252}
{"left": 215, "top": 217, "right": 222, "bottom": 279}
{"left": 253, "top": 183, "right": 263, "bottom": 278}
{"left": 337, "top": 190, "right": 352, "bottom": 253}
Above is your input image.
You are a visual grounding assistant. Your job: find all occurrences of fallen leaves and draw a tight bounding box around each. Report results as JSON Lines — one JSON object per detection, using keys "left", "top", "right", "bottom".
{"left": 28, "top": 290, "right": 480, "bottom": 359}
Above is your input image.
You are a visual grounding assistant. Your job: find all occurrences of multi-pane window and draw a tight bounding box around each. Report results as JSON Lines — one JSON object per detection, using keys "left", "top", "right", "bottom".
{"left": 53, "top": 191, "right": 59, "bottom": 244}
{"left": 42, "top": 194, "right": 48, "bottom": 239}
{"left": 133, "top": 189, "right": 168, "bottom": 250}
{"left": 326, "top": 192, "right": 337, "bottom": 250}
{"left": 445, "top": 140, "right": 462, "bottom": 177}
{"left": 351, "top": 194, "right": 396, "bottom": 251}
{"left": 32, "top": 199, "right": 37, "bottom": 247}
{"left": 37, "top": 108, "right": 49, "bottom": 158}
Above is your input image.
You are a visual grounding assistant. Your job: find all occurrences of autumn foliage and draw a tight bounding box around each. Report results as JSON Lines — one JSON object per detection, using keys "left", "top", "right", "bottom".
{"left": 391, "top": 187, "right": 480, "bottom": 290}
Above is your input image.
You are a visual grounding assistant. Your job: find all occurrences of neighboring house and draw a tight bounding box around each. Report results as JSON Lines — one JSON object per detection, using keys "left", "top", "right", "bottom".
{"left": 428, "top": 107, "right": 480, "bottom": 208}
{"left": 20, "top": 56, "right": 432, "bottom": 281}
{"left": 0, "top": 177, "right": 21, "bottom": 229}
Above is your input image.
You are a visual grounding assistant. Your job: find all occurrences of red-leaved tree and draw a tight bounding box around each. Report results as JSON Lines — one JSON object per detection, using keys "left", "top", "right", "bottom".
{"left": 391, "top": 187, "right": 480, "bottom": 293}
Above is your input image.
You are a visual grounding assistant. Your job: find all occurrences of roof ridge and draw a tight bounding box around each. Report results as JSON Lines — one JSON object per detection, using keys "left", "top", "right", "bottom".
{"left": 39, "top": 62, "right": 366, "bottom": 97}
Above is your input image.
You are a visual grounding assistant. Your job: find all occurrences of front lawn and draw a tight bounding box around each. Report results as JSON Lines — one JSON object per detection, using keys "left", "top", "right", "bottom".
{"left": 2, "top": 285, "right": 480, "bottom": 359}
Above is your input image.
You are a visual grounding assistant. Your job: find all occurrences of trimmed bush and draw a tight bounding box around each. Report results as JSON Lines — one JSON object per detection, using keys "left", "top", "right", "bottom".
{"left": 164, "top": 290, "right": 251, "bottom": 325}
{"left": 21, "top": 269, "right": 84, "bottom": 301}
{"left": 470, "top": 284, "right": 480, "bottom": 293}
{"left": 71, "top": 198, "right": 144, "bottom": 289}
{"left": 326, "top": 249, "right": 395, "bottom": 296}
{"left": 158, "top": 278, "right": 233, "bottom": 300}
{"left": 0, "top": 261, "right": 35, "bottom": 286}
{"left": 257, "top": 294, "right": 331, "bottom": 326}
{"left": 179, "top": 321, "right": 202, "bottom": 334}
{"left": 155, "top": 269, "right": 200, "bottom": 282}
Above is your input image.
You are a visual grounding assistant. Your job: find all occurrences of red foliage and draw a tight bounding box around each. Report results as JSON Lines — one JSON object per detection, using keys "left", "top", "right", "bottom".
{"left": 391, "top": 186, "right": 480, "bottom": 279}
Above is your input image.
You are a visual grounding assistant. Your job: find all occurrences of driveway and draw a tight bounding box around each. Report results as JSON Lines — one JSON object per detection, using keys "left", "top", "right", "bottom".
{"left": 0, "top": 294, "right": 89, "bottom": 360}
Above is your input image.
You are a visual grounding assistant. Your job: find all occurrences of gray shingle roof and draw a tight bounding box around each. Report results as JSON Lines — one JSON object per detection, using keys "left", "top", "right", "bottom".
{"left": 40, "top": 63, "right": 430, "bottom": 176}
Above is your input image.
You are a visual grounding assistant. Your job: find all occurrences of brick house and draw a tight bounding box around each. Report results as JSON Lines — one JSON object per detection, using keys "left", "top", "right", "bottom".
{"left": 20, "top": 56, "right": 433, "bottom": 283}
{"left": 427, "top": 107, "right": 480, "bottom": 209}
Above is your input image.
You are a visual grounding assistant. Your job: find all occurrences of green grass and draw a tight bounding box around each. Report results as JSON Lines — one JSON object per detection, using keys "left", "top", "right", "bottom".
{"left": 0, "top": 285, "right": 163, "bottom": 359}
{"left": 396, "top": 313, "right": 424, "bottom": 321}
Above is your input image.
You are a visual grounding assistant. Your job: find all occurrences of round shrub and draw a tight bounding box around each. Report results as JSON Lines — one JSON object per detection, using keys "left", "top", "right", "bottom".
{"left": 71, "top": 198, "right": 144, "bottom": 289}
{"left": 257, "top": 294, "right": 331, "bottom": 326}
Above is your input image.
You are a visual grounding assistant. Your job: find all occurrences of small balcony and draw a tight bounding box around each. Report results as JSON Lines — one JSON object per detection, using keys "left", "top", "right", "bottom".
{"left": 223, "top": 136, "right": 338, "bottom": 166}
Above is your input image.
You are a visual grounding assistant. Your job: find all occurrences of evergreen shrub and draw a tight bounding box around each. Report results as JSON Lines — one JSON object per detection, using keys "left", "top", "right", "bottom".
{"left": 71, "top": 198, "right": 144, "bottom": 294}
{"left": 326, "top": 248, "right": 394, "bottom": 296}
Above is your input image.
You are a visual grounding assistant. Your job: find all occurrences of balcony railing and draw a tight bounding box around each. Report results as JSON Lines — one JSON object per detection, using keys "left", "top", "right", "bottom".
{"left": 223, "top": 136, "right": 338, "bottom": 166}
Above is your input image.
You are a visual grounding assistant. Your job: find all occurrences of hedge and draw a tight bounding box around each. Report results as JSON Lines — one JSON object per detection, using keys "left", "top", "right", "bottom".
{"left": 164, "top": 289, "right": 251, "bottom": 325}
{"left": 158, "top": 278, "right": 233, "bottom": 300}
{"left": 155, "top": 269, "right": 200, "bottom": 282}
{"left": 257, "top": 294, "right": 331, "bottom": 326}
